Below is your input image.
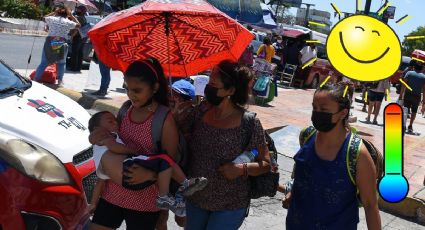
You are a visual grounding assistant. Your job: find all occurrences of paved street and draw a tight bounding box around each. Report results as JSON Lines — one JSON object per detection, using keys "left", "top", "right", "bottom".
{"left": 2, "top": 32, "right": 425, "bottom": 229}
{"left": 0, "top": 34, "right": 43, "bottom": 69}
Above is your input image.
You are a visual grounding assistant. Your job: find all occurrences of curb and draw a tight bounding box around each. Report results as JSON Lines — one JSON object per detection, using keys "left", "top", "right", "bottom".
{"left": 379, "top": 197, "right": 425, "bottom": 224}
{"left": 0, "top": 28, "right": 47, "bottom": 37}
{"left": 55, "top": 86, "right": 425, "bottom": 224}
{"left": 57, "top": 87, "right": 124, "bottom": 114}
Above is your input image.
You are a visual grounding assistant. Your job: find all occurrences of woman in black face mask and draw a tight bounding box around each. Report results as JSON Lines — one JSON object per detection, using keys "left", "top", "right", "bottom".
{"left": 285, "top": 82, "right": 381, "bottom": 230}
{"left": 174, "top": 60, "right": 272, "bottom": 229}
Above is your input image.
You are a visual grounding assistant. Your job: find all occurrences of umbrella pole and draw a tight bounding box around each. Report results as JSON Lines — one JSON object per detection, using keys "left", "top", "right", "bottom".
{"left": 164, "top": 12, "right": 173, "bottom": 97}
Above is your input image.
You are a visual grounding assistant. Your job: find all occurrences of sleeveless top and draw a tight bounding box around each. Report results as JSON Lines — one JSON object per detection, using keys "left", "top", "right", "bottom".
{"left": 102, "top": 106, "right": 159, "bottom": 212}
{"left": 286, "top": 133, "right": 359, "bottom": 230}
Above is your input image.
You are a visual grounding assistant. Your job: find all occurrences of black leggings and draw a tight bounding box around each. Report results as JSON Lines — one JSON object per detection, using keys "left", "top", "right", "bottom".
{"left": 92, "top": 198, "right": 160, "bottom": 230}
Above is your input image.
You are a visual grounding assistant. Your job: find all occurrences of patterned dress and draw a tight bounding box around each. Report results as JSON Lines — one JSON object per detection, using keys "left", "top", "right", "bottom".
{"left": 102, "top": 106, "right": 159, "bottom": 212}
{"left": 186, "top": 107, "right": 266, "bottom": 211}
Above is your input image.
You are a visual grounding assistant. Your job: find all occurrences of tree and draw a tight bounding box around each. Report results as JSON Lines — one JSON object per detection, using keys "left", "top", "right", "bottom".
{"left": 402, "top": 26, "right": 425, "bottom": 56}
{"left": 266, "top": 0, "right": 292, "bottom": 24}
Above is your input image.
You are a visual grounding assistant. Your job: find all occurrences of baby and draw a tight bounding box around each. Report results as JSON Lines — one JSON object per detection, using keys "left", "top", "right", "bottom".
{"left": 88, "top": 111, "right": 207, "bottom": 216}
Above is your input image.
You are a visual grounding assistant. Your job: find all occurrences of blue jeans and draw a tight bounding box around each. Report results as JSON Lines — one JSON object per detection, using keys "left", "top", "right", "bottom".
{"left": 34, "top": 45, "right": 68, "bottom": 82}
{"left": 186, "top": 201, "right": 247, "bottom": 230}
{"left": 99, "top": 60, "right": 111, "bottom": 92}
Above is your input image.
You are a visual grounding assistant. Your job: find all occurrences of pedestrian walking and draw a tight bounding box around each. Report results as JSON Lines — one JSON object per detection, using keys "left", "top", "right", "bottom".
{"left": 88, "top": 58, "right": 181, "bottom": 230}
{"left": 272, "top": 36, "right": 284, "bottom": 57}
{"left": 297, "top": 42, "right": 317, "bottom": 82}
{"left": 156, "top": 79, "right": 198, "bottom": 230}
{"left": 257, "top": 37, "right": 275, "bottom": 63}
{"left": 174, "top": 60, "right": 271, "bottom": 230}
{"left": 91, "top": 57, "right": 111, "bottom": 97}
{"left": 285, "top": 82, "right": 381, "bottom": 230}
{"left": 398, "top": 62, "right": 425, "bottom": 133}
{"left": 282, "top": 39, "right": 301, "bottom": 67}
{"left": 396, "top": 60, "right": 415, "bottom": 94}
{"left": 272, "top": 36, "right": 284, "bottom": 72}
{"left": 87, "top": 109, "right": 207, "bottom": 224}
{"left": 365, "top": 79, "right": 391, "bottom": 125}
{"left": 68, "top": 5, "right": 88, "bottom": 72}
{"left": 33, "top": 4, "right": 80, "bottom": 86}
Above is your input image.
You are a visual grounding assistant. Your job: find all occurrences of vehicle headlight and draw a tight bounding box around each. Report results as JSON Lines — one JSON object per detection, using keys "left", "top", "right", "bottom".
{"left": 0, "top": 135, "right": 71, "bottom": 184}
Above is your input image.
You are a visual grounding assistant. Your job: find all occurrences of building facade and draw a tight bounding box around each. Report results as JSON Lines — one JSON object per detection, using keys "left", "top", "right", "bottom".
{"left": 296, "top": 8, "right": 332, "bottom": 34}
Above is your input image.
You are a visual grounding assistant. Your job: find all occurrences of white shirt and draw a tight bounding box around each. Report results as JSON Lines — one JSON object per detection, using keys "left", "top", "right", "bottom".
{"left": 45, "top": 16, "right": 77, "bottom": 39}
{"left": 192, "top": 75, "right": 210, "bottom": 96}
{"left": 371, "top": 79, "right": 390, "bottom": 93}
{"left": 300, "top": 46, "right": 318, "bottom": 66}
{"left": 93, "top": 134, "right": 124, "bottom": 179}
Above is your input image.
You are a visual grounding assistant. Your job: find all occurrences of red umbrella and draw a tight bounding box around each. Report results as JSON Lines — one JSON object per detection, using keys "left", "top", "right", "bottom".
{"left": 88, "top": 0, "right": 254, "bottom": 77}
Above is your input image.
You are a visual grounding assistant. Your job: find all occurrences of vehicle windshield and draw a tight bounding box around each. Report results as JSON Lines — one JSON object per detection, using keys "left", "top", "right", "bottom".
{"left": 0, "top": 61, "right": 30, "bottom": 93}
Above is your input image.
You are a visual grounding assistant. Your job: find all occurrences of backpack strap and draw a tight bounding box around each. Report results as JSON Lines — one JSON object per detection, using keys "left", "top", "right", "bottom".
{"left": 299, "top": 126, "right": 317, "bottom": 147}
{"left": 241, "top": 111, "right": 257, "bottom": 150}
{"left": 345, "top": 133, "right": 363, "bottom": 186}
{"left": 151, "top": 105, "right": 170, "bottom": 153}
{"left": 117, "top": 100, "right": 132, "bottom": 125}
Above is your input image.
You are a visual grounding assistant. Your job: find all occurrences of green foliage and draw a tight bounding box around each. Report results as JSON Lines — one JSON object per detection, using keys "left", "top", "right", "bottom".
{"left": 402, "top": 26, "right": 425, "bottom": 56}
{"left": 0, "top": 0, "right": 51, "bottom": 19}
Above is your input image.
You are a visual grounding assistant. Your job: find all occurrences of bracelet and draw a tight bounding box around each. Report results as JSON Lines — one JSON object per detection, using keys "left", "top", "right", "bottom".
{"left": 243, "top": 163, "right": 248, "bottom": 179}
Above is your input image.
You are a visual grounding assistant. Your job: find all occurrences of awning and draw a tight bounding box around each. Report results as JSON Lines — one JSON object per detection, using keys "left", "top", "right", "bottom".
{"left": 207, "top": 0, "right": 263, "bottom": 24}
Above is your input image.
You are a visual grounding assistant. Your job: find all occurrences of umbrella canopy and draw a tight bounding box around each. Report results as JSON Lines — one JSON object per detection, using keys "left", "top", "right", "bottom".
{"left": 88, "top": 0, "right": 254, "bottom": 77}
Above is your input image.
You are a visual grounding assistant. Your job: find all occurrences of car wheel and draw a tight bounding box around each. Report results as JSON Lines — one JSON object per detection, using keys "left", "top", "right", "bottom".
{"left": 310, "top": 75, "right": 319, "bottom": 89}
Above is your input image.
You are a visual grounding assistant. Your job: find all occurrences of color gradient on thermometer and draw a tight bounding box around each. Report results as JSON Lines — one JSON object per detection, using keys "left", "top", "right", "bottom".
{"left": 378, "top": 103, "right": 409, "bottom": 203}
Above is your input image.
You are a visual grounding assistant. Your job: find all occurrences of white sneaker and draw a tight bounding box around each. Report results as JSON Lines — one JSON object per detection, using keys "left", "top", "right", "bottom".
{"left": 57, "top": 80, "right": 64, "bottom": 87}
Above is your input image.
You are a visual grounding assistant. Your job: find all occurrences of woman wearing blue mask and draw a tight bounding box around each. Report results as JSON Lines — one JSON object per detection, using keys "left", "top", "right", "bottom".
{"left": 285, "top": 82, "right": 381, "bottom": 230}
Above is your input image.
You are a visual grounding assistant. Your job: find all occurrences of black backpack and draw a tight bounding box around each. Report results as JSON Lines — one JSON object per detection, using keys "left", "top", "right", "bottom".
{"left": 242, "top": 111, "right": 279, "bottom": 199}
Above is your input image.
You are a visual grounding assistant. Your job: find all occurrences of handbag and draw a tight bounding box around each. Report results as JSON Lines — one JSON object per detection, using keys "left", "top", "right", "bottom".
{"left": 253, "top": 75, "right": 270, "bottom": 92}
{"left": 242, "top": 112, "right": 279, "bottom": 199}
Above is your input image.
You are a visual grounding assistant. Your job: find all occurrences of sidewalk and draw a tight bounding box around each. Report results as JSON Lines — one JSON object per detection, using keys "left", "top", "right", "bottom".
{"left": 0, "top": 17, "right": 47, "bottom": 37}
{"left": 17, "top": 62, "right": 425, "bottom": 224}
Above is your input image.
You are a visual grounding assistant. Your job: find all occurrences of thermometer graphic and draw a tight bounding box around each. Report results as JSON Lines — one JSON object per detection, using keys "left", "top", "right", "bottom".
{"left": 378, "top": 103, "right": 409, "bottom": 203}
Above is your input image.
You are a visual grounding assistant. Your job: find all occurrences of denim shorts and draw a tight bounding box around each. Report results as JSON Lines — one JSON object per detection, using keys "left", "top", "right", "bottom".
{"left": 368, "top": 90, "right": 385, "bottom": 102}
{"left": 185, "top": 201, "right": 247, "bottom": 230}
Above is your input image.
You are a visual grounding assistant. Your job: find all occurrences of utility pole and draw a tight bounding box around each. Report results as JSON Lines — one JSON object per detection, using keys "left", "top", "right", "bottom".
{"left": 365, "top": 0, "right": 372, "bottom": 15}
{"left": 382, "top": 0, "right": 389, "bottom": 24}
{"left": 302, "top": 3, "right": 315, "bottom": 27}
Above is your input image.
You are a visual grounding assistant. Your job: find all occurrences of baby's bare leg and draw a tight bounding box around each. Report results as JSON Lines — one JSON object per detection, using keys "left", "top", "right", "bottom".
{"left": 171, "top": 164, "right": 187, "bottom": 184}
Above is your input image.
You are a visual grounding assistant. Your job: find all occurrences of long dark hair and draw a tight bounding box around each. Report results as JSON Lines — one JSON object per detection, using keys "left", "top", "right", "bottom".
{"left": 314, "top": 82, "right": 352, "bottom": 126}
{"left": 124, "top": 58, "right": 169, "bottom": 107}
{"left": 216, "top": 60, "right": 254, "bottom": 109}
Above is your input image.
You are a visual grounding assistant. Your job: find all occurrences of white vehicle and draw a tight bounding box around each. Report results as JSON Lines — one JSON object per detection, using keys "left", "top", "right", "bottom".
{"left": 0, "top": 60, "right": 95, "bottom": 229}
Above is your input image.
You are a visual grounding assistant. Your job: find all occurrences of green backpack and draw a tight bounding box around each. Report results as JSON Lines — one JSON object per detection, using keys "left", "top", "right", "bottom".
{"left": 299, "top": 126, "right": 384, "bottom": 205}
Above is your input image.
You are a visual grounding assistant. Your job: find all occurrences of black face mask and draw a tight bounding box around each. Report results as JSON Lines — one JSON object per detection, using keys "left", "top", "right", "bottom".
{"left": 311, "top": 110, "right": 341, "bottom": 132}
{"left": 204, "top": 84, "right": 224, "bottom": 106}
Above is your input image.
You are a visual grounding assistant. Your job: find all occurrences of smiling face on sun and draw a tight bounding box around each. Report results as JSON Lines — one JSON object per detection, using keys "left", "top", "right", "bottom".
{"left": 327, "top": 15, "right": 401, "bottom": 82}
